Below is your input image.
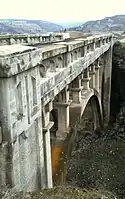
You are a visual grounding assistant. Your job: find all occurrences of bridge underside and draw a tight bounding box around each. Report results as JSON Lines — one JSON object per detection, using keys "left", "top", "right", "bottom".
{"left": 51, "top": 89, "right": 103, "bottom": 185}
{"left": 48, "top": 48, "right": 112, "bottom": 185}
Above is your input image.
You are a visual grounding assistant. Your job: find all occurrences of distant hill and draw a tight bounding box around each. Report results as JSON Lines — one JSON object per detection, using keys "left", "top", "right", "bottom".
{"left": 69, "top": 15, "right": 125, "bottom": 32}
{"left": 0, "top": 19, "right": 63, "bottom": 34}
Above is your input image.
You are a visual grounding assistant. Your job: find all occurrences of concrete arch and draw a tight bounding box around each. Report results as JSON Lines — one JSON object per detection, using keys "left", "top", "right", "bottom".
{"left": 69, "top": 89, "right": 103, "bottom": 129}
{"left": 79, "top": 94, "right": 103, "bottom": 132}
{"left": 52, "top": 90, "right": 103, "bottom": 185}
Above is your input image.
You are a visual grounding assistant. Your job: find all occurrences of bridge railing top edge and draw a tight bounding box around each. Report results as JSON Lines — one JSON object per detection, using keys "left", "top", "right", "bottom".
{"left": 0, "top": 34, "right": 113, "bottom": 57}
{"left": 55, "top": 34, "right": 113, "bottom": 50}
{"left": 0, "top": 33, "right": 113, "bottom": 39}
{"left": 0, "top": 33, "right": 64, "bottom": 40}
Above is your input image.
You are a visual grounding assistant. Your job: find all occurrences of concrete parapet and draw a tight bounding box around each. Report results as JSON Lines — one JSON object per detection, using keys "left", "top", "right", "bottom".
{"left": 0, "top": 33, "right": 68, "bottom": 46}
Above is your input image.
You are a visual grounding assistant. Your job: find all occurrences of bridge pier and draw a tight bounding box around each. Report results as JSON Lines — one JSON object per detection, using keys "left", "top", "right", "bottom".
{"left": 42, "top": 101, "right": 54, "bottom": 188}
{"left": 103, "top": 47, "right": 113, "bottom": 125}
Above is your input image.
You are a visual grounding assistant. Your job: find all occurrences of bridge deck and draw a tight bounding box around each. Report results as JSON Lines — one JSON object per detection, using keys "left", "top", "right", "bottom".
{"left": 0, "top": 44, "right": 37, "bottom": 56}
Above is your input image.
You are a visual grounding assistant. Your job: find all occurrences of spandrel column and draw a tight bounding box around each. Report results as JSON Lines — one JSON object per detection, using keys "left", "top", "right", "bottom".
{"left": 89, "top": 64, "right": 96, "bottom": 89}
{"left": 70, "top": 75, "right": 83, "bottom": 104}
{"left": 82, "top": 68, "right": 91, "bottom": 90}
{"left": 55, "top": 86, "right": 71, "bottom": 140}
{"left": 95, "top": 59, "right": 100, "bottom": 93}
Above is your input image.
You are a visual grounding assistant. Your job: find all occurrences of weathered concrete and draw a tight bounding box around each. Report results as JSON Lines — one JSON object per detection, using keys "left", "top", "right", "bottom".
{"left": 0, "top": 33, "right": 113, "bottom": 191}
{"left": 0, "top": 33, "right": 70, "bottom": 46}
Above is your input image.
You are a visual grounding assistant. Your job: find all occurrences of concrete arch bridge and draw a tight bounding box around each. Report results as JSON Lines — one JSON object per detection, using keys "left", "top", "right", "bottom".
{"left": 0, "top": 33, "right": 113, "bottom": 191}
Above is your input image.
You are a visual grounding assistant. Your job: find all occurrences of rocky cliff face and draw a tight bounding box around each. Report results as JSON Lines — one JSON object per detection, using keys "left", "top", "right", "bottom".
{"left": 0, "top": 19, "right": 63, "bottom": 34}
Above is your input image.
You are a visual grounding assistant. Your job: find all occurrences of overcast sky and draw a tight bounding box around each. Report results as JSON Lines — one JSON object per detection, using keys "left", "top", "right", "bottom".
{"left": 0, "top": 0, "right": 125, "bottom": 23}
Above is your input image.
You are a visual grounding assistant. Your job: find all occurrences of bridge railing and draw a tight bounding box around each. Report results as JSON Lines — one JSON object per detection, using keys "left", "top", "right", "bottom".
{"left": 40, "top": 37, "right": 112, "bottom": 106}
{"left": 0, "top": 33, "right": 70, "bottom": 45}
{"left": 41, "top": 33, "right": 113, "bottom": 63}
{"left": 0, "top": 34, "right": 113, "bottom": 79}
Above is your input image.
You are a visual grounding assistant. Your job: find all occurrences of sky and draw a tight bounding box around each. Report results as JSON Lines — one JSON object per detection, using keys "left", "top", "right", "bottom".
{"left": 0, "top": 0, "right": 125, "bottom": 23}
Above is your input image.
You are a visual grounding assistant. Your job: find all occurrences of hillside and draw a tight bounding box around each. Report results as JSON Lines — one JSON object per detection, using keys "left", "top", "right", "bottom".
{"left": 69, "top": 15, "right": 125, "bottom": 32}
{"left": 0, "top": 19, "right": 63, "bottom": 34}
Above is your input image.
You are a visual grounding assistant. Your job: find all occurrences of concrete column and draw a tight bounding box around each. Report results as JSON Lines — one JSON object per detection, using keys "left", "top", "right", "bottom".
{"left": 84, "top": 41, "right": 88, "bottom": 55}
{"left": 82, "top": 68, "right": 90, "bottom": 90}
{"left": 51, "top": 86, "right": 72, "bottom": 185}
{"left": 95, "top": 61, "right": 100, "bottom": 93}
{"left": 81, "top": 46, "right": 84, "bottom": 57}
{"left": 89, "top": 64, "right": 96, "bottom": 89}
{"left": 42, "top": 101, "right": 54, "bottom": 188}
{"left": 100, "top": 39, "right": 103, "bottom": 47}
{"left": 55, "top": 86, "right": 71, "bottom": 139}
{"left": 98, "top": 57, "right": 104, "bottom": 98}
{"left": 56, "top": 103, "right": 69, "bottom": 139}
{"left": 78, "top": 49, "right": 81, "bottom": 58}
{"left": 10, "top": 37, "right": 14, "bottom": 45}
{"left": 66, "top": 52, "right": 71, "bottom": 65}
{"left": 43, "top": 126, "right": 53, "bottom": 188}
{"left": 40, "top": 36, "right": 42, "bottom": 42}
{"left": 84, "top": 46, "right": 87, "bottom": 55}
{"left": 91, "top": 41, "right": 96, "bottom": 51}
{"left": 70, "top": 76, "right": 83, "bottom": 103}
{"left": 103, "top": 38, "right": 106, "bottom": 45}
{"left": 87, "top": 45, "right": 90, "bottom": 53}
{"left": 74, "top": 51, "right": 77, "bottom": 60}
{"left": 103, "top": 47, "right": 112, "bottom": 125}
